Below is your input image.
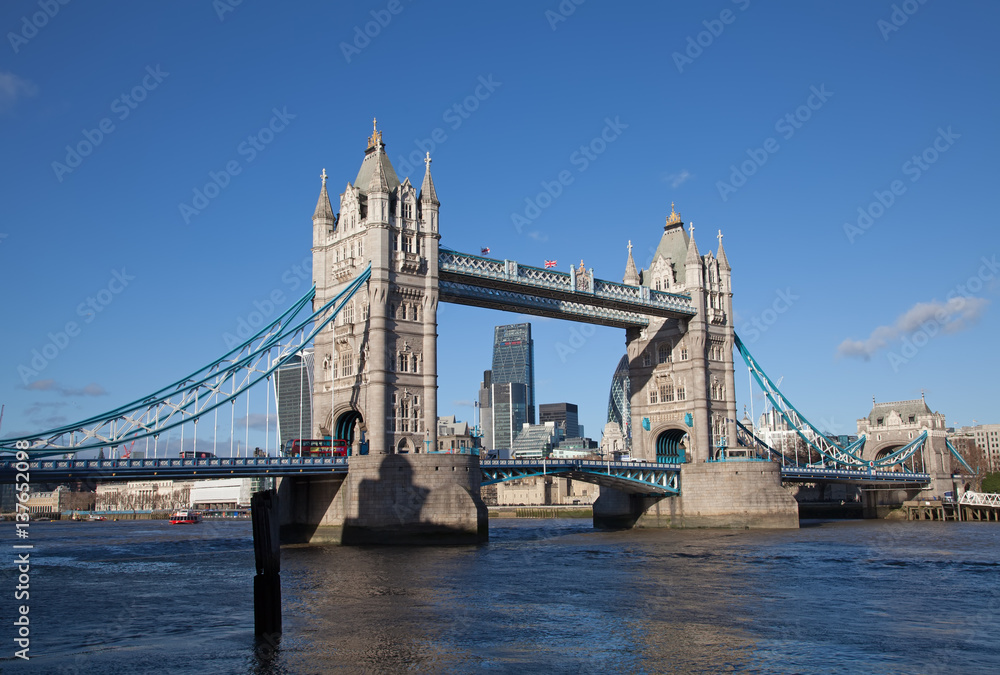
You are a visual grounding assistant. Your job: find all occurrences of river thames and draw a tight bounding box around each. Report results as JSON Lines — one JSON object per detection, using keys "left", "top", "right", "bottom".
{"left": 1, "top": 517, "right": 997, "bottom": 673}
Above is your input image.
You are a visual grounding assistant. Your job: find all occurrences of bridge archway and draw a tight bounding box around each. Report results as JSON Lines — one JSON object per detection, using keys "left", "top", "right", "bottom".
{"left": 874, "top": 444, "right": 904, "bottom": 471}
{"left": 335, "top": 410, "right": 363, "bottom": 443}
{"left": 655, "top": 428, "right": 687, "bottom": 464}
{"left": 396, "top": 437, "right": 414, "bottom": 454}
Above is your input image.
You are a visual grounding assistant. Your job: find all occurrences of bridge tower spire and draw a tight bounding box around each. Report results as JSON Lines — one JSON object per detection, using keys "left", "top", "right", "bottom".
{"left": 623, "top": 240, "right": 640, "bottom": 286}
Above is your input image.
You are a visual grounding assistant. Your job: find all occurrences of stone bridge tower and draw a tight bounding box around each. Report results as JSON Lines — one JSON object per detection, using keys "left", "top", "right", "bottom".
{"left": 856, "top": 396, "right": 956, "bottom": 513}
{"left": 623, "top": 204, "right": 738, "bottom": 464}
{"left": 594, "top": 204, "right": 798, "bottom": 529}
{"left": 311, "top": 120, "right": 440, "bottom": 456}
{"left": 280, "top": 121, "right": 486, "bottom": 545}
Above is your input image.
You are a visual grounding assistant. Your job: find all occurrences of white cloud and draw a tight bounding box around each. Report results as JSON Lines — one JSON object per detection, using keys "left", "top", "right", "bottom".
{"left": 0, "top": 71, "right": 38, "bottom": 113}
{"left": 837, "top": 296, "right": 989, "bottom": 359}
{"left": 21, "top": 379, "right": 108, "bottom": 397}
{"left": 664, "top": 169, "right": 692, "bottom": 188}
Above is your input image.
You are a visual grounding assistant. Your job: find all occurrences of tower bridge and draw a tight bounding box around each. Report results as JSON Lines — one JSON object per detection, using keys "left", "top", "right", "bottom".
{"left": 2, "top": 121, "right": 970, "bottom": 542}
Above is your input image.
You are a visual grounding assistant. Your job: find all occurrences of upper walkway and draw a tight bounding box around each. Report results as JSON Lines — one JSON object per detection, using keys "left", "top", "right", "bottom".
{"left": 438, "top": 248, "right": 696, "bottom": 328}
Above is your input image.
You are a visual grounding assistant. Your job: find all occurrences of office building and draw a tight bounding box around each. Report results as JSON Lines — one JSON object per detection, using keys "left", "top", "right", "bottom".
{"left": 490, "top": 382, "right": 528, "bottom": 454}
{"left": 492, "top": 323, "right": 535, "bottom": 424}
{"left": 478, "top": 370, "right": 493, "bottom": 452}
{"left": 606, "top": 354, "right": 631, "bottom": 451}
{"left": 274, "top": 350, "right": 313, "bottom": 450}
{"left": 539, "top": 402, "right": 579, "bottom": 440}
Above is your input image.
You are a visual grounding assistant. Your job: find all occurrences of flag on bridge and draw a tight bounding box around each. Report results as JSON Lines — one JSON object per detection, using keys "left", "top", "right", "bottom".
{"left": 481, "top": 247, "right": 490, "bottom": 255}
{"left": 544, "top": 260, "right": 557, "bottom": 268}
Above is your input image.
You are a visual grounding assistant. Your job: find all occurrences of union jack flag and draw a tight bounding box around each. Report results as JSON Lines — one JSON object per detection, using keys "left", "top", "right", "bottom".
{"left": 544, "top": 260, "right": 557, "bottom": 268}
{"left": 481, "top": 247, "right": 490, "bottom": 255}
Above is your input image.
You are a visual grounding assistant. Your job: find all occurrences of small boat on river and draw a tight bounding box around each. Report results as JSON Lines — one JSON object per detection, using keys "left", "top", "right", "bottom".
{"left": 169, "top": 510, "right": 202, "bottom": 524}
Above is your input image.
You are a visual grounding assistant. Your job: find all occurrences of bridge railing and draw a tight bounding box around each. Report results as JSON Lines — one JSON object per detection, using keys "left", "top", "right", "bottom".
{"left": 959, "top": 491, "right": 1000, "bottom": 507}
{"left": 481, "top": 458, "right": 679, "bottom": 470}
{"left": 780, "top": 466, "right": 931, "bottom": 482}
{"left": 2, "top": 456, "right": 349, "bottom": 473}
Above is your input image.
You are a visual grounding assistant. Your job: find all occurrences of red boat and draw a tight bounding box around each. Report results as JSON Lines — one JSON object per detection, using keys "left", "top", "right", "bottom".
{"left": 169, "top": 510, "right": 202, "bottom": 525}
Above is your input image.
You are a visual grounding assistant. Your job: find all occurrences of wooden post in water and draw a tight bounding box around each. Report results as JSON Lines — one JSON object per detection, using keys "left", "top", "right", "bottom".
{"left": 251, "top": 489, "right": 281, "bottom": 637}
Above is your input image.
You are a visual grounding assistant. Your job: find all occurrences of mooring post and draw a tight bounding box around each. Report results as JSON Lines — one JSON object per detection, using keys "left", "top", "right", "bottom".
{"left": 251, "top": 489, "right": 281, "bottom": 638}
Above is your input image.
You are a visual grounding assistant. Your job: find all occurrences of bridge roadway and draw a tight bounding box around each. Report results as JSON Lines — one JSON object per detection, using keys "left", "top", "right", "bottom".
{"left": 0, "top": 457, "right": 929, "bottom": 490}
{"left": 0, "top": 456, "right": 681, "bottom": 495}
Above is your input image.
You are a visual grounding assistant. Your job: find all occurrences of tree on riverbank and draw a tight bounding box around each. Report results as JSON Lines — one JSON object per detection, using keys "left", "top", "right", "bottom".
{"left": 982, "top": 473, "right": 1000, "bottom": 493}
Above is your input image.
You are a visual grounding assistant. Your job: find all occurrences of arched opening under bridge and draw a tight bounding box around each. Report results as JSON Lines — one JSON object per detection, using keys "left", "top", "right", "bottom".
{"left": 335, "top": 410, "right": 365, "bottom": 454}
{"left": 656, "top": 429, "right": 687, "bottom": 464}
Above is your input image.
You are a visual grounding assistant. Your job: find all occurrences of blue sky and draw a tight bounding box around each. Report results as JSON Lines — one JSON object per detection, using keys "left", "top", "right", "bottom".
{"left": 1, "top": 0, "right": 998, "bottom": 452}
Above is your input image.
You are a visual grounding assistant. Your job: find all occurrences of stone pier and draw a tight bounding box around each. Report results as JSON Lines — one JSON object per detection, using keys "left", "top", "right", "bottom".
{"left": 593, "top": 461, "right": 799, "bottom": 530}
{"left": 279, "top": 452, "right": 488, "bottom": 545}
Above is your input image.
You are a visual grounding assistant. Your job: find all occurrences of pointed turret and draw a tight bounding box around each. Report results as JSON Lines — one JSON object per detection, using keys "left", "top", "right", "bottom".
{"left": 367, "top": 144, "right": 390, "bottom": 194}
{"left": 685, "top": 222, "right": 700, "bottom": 264}
{"left": 419, "top": 152, "right": 439, "bottom": 205}
{"left": 716, "top": 229, "right": 730, "bottom": 271}
{"left": 623, "top": 240, "right": 640, "bottom": 286}
{"left": 313, "top": 168, "right": 335, "bottom": 223}
{"left": 684, "top": 222, "right": 703, "bottom": 290}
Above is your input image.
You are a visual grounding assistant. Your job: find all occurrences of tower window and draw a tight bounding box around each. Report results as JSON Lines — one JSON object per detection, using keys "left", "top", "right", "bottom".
{"left": 338, "top": 353, "right": 353, "bottom": 378}
{"left": 661, "top": 383, "right": 674, "bottom": 402}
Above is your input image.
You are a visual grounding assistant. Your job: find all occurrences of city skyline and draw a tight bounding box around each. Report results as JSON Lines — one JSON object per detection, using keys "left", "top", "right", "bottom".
{"left": 1, "top": 2, "right": 998, "bottom": 448}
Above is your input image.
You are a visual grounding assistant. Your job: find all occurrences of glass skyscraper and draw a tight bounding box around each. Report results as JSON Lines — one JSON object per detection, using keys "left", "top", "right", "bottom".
{"left": 607, "top": 354, "right": 631, "bottom": 450}
{"left": 491, "top": 323, "right": 535, "bottom": 424}
{"left": 490, "top": 381, "right": 528, "bottom": 453}
{"left": 274, "top": 350, "right": 314, "bottom": 451}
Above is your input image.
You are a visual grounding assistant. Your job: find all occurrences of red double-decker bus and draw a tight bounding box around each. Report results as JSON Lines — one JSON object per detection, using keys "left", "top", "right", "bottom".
{"left": 282, "top": 438, "right": 349, "bottom": 457}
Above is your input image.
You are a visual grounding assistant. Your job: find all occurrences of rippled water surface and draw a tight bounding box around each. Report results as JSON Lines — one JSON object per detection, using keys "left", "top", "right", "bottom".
{"left": 2, "top": 518, "right": 998, "bottom": 673}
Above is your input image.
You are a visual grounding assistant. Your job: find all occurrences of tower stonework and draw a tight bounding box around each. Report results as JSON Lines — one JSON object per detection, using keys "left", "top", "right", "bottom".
{"left": 625, "top": 204, "right": 738, "bottom": 464}
{"left": 312, "top": 122, "right": 440, "bottom": 454}
{"left": 594, "top": 204, "right": 798, "bottom": 529}
{"left": 280, "top": 122, "right": 487, "bottom": 545}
